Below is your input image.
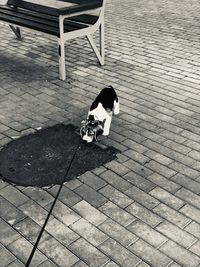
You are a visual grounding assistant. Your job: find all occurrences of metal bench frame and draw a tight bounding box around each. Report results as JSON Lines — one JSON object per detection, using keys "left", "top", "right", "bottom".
{"left": 0, "top": 0, "right": 106, "bottom": 80}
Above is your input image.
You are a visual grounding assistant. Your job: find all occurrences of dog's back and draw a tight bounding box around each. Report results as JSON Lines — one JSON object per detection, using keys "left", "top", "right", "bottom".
{"left": 90, "top": 86, "right": 119, "bottom": 113}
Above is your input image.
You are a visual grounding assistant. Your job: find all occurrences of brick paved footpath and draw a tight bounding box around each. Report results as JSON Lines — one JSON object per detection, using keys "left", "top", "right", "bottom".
{"left": 0, "top": 0, "right": 200, "bottom": 266}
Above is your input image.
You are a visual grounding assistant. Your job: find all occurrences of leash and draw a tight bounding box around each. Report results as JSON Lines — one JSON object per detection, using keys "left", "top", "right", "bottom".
{"left": 25, "top": 142, "right": 80, "bottom": 267}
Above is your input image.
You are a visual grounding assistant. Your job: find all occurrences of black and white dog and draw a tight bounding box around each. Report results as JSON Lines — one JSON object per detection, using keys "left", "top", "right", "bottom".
{"left": 80, "top": 86, "right": 119, "bottom": 143}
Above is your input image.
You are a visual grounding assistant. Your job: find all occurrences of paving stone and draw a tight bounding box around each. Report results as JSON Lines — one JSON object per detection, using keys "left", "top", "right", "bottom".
{"left": 180, "top": 204, "right": 200, "bottom": 224}
{"left": 47, "top": 185, "right": 82, "bottom": 207}
{"left": 168, "top": 263, "right": 182, "bottom": 267}
{"left": 149, "top": 187, "right": 184, "bottom": 210}
{"left": 104, "top": 160, "right": 130, "bottom": 176}
{"left": 39, "top": 236, "right": 79, "bottom": 267}
{"left": 153, "top": 203, "right": 191, "bottom": 228}
{"left": 160, "top": 240, "right": 200, "bottom": 267}
{"left": 0, "top": 218, "right": 20, "bottom": 246}
{"left": 0, "top": 196, "right": 26, "bottom": 225}
{"left": 0, "top": 181, "right": 8, "bottom": 190}
{"left": 103, "top": 262, "right": 120, "bottom": 267}
{"left": 175, "top": 188, "right": 200, "bottom": 209}
{"left": 123, "top": 172, "right": 155, "bottom": 192}
{"left": 22, "top": 188, "right": 54, "bottom": 207}
{"left": 6, "top": 259, "right": 25, "bottom": 267}
{"left": 0, "top": 247, "right": 16, "bottom": 267}
{"left": 100, "top": 170, "right": 132, "bottom": 192}
{"left": 171, "top": 173, "right": 200, "bottom": 194}
{"left": 189, "top": 241, "right": 200, "bottom": 257}
{"left": 145, "top": 160, "right": 177, "bottom": 178}
{"left": 74, "top": 184, "right": 107, "bottom": 208}
{"left": 69, "top": 238, "right": 109, "bottom": 267}
{"left": 8, "top": 237, "right": 47, "bottom": 267}
{"left": 99, "top": 185, "right": 133, "bottom": 208}
{"left": 64, "top": 179, "right": 83, "bottom": 190}
{"left": 129, "top": 239, "right": 172, "bottom": 267}
{"left": 72, "top": 261, "right": 89, "bottom": 267}
{"left": 13, "top": 217, "right": 49, "bottom": 244}
{"left": 125, "top": 186, "right": 160, "bottom": 209}
{"left": 99, "top": 238, "right": 140, "bottom": 267}
{"left": 45, "top": 200, "right": 80, "bottom": 226}
{"left": 37, "top": 260, "right": 58, "bottom": 267}
{"left": 70, "top": 218, "right": 108, "bottom": 246}
{"left": 156, "top": 221, "right": 197, "bottom": 248}
{"left": 98, "top": 218, "right": 137, "bottom": 247}
{"left": 122, "top": 149, "right": 150, "bottom": 165}
{"left": 122, "top": 139, "right": 148, "bottom": 154}
{"left": 144, "top": 150, "right": 174, "bottom": 165}
{"left": 126, "top": 202, "right": 163, "bottom": 227}
{"left": 135, "top": 262, "right": 151, "bottom": 267}
{"left": 18, "top": 200, "right": 49, "bottom": 226}
{"left": 128, "top": 220, "right": 167, "bottom": 247}
{"left": 123, "top": 159, "right": 153, "bottom": 178}
{"left": 169, "top": 162, "right": 199, "bottom": 179}
{"left": 147, "top": 173, "right": 180, "bottom": 193}
{"left": 185, "top": 221, "right": 200, "bottom": 239}
{"left": 100, "top": 201, "right": 135, "bottom": 227}
{"left": 72, "top": 200, "right": 107, "bottom": 226}
{"left": 78, "top": 171, "right": 107, "bottom": 190}
{"left": 0, "top": 185, "right": 29, "bottom": 207}
{"left": 45, "top": 218, "right": 79, "bottom": 246}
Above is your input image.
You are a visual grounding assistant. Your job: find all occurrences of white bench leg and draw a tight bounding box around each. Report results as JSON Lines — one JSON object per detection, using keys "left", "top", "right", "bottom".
{"left": 9, "top": 25, "right": 22, "bottom": 39}
{"left": 87, "top": 18, "right": 105, "bottom": 66}
{"left": 58, "top": 42, "right": 66, "bottom": 80}
{"left": 100, "top": 20, "right": 105, "bottom": 65}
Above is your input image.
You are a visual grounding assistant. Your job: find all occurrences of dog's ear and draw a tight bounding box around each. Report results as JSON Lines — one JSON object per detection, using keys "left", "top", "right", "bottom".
{"left": 94, "top": 127, "right": 103, "bottom": 141}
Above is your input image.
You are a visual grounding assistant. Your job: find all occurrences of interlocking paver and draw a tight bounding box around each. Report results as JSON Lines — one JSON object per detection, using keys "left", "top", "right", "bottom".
{"left": 123, "top": 172, "right": 156, "bottom": 192}
{"left": 69, "top": 238, "right": 109, "bottom": 267}
{"left": 156, "top": 221, "right": 197, "bottom": 248}
{"left": 128, "top": 220, "right": 167, "bottom": 247}
{"left": 125, "top": 186, "right": 160, "bottom": 209}
{"left": 99, "top": 185, "right": 133, "bottom": 208}
{"left": 98, "top": 218, "right": 137, "bottom": 247}
{"left": 98, "top": 238, "right": 140, "bottom": 267}
{"left": 153, "top": 203, "right": 191, "bottom": 228}
{"left": 0, "top": 218, "right": 20, "bottom": 246}
{"left": 74, "top": 184, "right": 107, "bottom": 208}
{"left": 0, "top": 246, "right": 16, "bottom": 267}
{"left": 39, "top": 236, "right": 79, "bottom": 267}
{"left": 160, "top": 240, "right": 200, "bottom": 267}
{"left": 149, "top": 187, "right": 184, "bottom": 210}
{"left": 0, "top": 185, "right": 29, "bottom": 207}
{"left": 129, "top": 239, "right": 172, "bottom": 267}
{"left": 100, "top": 201, "right": 135, "bottom": 227}
{"left": 72, "top": 200, "right": 107, "bottom": 226}
{"left": 126, "top": 202, "right": 163, "bottom": 227}
{"left": 1, "top": 0, "right": 200, "bottom": 266}
{"left": 8, "top": 237, "right": 47, "bottom": 266}
{"left": 70, "top": 218, "right": 108, "bottom": 246}
{"left": 0, "top": 196, "right": 26, "bottom": 225}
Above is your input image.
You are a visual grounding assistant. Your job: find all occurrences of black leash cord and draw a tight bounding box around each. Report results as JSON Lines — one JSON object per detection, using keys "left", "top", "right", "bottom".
{"left": 26, "top": 143, "right": 80, "bottom": 267}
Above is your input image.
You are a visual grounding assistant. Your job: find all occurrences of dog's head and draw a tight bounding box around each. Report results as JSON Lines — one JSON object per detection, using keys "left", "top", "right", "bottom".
{"left": 80, "top": 115, "right": 104, "bottom": 143}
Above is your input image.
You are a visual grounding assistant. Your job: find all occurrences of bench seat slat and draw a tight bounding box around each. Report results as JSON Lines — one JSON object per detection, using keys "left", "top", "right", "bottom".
{"left": 7, "top": 0, "right": 102, "bottom": 16}
{"left": 0, "top": 6, "right": 92, "bottom": 36}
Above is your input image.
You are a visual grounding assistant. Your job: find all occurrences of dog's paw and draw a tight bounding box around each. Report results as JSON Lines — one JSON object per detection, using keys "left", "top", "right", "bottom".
{"left": 103, "top": 131, "right": 109, "bottom": 136}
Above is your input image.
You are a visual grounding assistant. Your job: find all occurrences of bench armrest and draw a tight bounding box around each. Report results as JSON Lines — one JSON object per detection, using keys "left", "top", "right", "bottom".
{"left": 7, "top": 0, "right": 103, "bottom": 16}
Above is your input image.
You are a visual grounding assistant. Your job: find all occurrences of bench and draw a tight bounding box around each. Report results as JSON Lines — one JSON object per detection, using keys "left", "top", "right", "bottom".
{"left": 0, "top": 0, "right": 105, "bottom": 80}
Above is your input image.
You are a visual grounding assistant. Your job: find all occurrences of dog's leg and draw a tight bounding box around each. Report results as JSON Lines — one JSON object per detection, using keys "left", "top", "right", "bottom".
{"left": 113, "top": 99, "right": 119, "bottom": 115}
{"left": 103, "top": 115, "right": 112, "bottom": 136}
